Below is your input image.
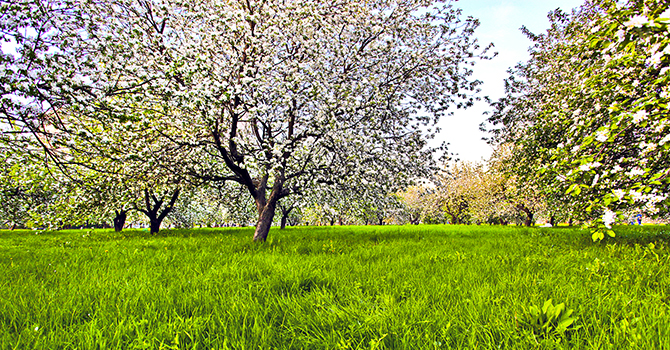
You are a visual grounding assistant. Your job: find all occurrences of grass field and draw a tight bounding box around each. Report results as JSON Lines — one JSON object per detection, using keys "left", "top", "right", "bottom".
{"left": 1, "top": 225, "right": 669, "bottom": 349}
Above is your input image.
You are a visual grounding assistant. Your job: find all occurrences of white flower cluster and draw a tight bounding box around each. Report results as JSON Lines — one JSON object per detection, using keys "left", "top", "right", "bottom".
{"left": 602, "top": 209, "right": 616, "bottom": 229}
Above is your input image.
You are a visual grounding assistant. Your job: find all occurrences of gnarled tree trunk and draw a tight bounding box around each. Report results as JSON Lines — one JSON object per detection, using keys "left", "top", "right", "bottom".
{"left": 252, "top": 176, "right": 288, "bottom": 242}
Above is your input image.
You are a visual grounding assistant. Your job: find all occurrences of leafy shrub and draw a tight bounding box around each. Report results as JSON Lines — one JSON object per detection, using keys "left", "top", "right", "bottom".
{"left": 518, "top": 299, "right": 581, "bottom": 339}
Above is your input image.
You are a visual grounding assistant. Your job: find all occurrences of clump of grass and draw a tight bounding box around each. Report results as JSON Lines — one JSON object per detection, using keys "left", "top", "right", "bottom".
{"left": 0, "top": 225, "right": 668, "bottom": 349}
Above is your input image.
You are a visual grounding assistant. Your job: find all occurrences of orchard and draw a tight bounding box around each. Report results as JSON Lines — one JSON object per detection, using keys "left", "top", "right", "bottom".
{"left": 0, "top": 0, "right": 668, "bottom": 237}
{"left": 2, "top": 0, "right": 670, "bottom": 348}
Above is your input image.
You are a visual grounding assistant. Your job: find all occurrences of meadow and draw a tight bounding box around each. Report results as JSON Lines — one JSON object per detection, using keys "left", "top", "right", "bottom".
{"left": 0, "top": 225, "right": 669, "bottom": 349}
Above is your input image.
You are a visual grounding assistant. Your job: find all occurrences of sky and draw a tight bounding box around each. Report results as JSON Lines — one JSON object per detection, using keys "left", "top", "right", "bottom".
{"left": 433, "top": 0, "right": 586, "bottom": 162}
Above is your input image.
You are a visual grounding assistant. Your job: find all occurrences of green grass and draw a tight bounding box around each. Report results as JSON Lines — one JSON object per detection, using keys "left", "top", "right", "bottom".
{"left": 1, "top": 225, "right": 669, "bottom": 349}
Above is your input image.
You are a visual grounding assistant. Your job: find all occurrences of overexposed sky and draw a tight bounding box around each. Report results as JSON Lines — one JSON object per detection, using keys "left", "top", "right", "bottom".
{"left": 434, "top": 0, "right": 586, "bottom": 162}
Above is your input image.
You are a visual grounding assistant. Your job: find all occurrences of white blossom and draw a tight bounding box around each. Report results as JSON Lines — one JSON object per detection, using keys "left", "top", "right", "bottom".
{"left": 602, "top": 209, "right": 616, "bottom": 229}
{"left": 591, "top": 173, "right": 600, "bottom": 186}
{"left": 616, "top": 29, "right": 626, "bottom": 42}
{"left": 659, "top": 133, "right": 670, "bottom": 146}
{"left": 613, "top": 189, "right": 626, "bottom": 201}
{"left": 648, "top": 52, "right": 664, "bottom": 67}
{"left": 624, "top": 15, "right": 648, "bottom": 29}
{"left": 579, "top": 162, "right": 601, "bottom": 171}
{"left": 630, "top": 190, "right": 644, "bottom": 201}
{"left": 657, "top": 8, "right": 670, "bottom": 23}
{"left": 631, "top": 110, "right": 648, "bottom": 123}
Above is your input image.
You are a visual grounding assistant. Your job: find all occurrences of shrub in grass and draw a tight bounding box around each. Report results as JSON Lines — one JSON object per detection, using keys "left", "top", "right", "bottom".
{"left": 517, "top": 299, "right": 581, "bottom": 341}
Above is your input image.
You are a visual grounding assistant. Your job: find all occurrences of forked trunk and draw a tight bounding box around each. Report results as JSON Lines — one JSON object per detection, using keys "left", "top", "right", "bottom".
{"left": 279, "top": 204, "right": 293, "bottom": 230}
{"left": 138, "top": 188, "right": 180, "bottom": 235}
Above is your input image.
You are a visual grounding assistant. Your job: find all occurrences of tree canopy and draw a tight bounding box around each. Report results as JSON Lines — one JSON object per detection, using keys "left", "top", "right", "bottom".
{"left": 2, "top": 0, "right": 490, "bottom": 239}
{"left": 486, "top": 0, "right": 670, "bottom": 239}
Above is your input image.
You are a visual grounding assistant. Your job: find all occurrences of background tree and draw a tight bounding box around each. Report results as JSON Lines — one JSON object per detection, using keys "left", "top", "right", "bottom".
{"left": 486, "top": 1, "right": 670, "bottom": 238}
{"left": 397, "top": 186, "right": 432, "bottom": 225}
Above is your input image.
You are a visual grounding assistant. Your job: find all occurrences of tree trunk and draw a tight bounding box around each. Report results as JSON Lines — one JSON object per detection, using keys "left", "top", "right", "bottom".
{"left": 568, "top": 217, "right": 573, "bottom": 226}
{"left": 524, "top": 213, "right": 534, "bottom": 227}
{"left": 450, "top": 214, "right": 458, "bottom": 225}
{"left": 550, "top": 216, "right": 556, "bottom": 227}
{"left": 253, "top": 200, "right": 277, "bottom": 242}
{"left": 516, "top": 204, "right": 534, "bottom": 227}
{"left": 149, "top": 218, "right": 161, "bottom": 234}
{"left": 278, "top": 203, "right": 294, "bottom": 230}
{"left": 138, "top": 188, "right": 180, "bottom": 235}
{"left": 113, "top": 210, "right": 127, "bottom": 232}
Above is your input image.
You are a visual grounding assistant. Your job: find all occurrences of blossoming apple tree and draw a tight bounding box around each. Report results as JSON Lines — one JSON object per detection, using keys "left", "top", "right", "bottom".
{"left": 487, "top": 1, "right": 669, "bottom": 239}
{"left": 3, "top": 0, "right": 489, "bottom": 240}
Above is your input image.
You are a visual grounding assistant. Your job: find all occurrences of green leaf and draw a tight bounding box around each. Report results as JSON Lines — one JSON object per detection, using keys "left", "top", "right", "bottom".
{"left": 592, "top": 230, "right": 605, "bottom": 241}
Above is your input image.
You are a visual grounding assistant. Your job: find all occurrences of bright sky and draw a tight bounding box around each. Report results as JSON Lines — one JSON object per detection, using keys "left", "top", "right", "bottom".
{"left": 434, "top": 0, "right": 586, "bottom": 162}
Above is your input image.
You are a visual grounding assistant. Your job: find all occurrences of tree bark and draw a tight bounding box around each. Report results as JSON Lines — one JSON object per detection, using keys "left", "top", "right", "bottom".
{"left": 251, "top": 174, "right": 288, "bottom": 242}
{"left": 253, "top": 199, "right": 277, "bottom": 241}
{"left": 113, "top": 210, "right": 128, "bottom": 232}
{"left": 549, "top": 215, "right": 556, "bottom": 227}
